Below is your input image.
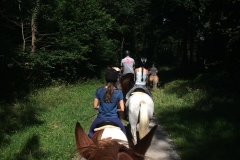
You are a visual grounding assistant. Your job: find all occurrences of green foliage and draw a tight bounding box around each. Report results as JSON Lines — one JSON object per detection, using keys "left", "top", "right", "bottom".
{"left": 1, "top": 0, "right": 120, "bottom": 99}
{"left": 1, "top": 0, "right": 240, "bottom": 101}
{"left": 45, "top": 0, "right": 118, "bottom": 77}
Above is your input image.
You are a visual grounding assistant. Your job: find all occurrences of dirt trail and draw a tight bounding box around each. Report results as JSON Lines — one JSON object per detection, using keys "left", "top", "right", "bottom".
{"left": 145, "top": 116, "right": 181, "bottom": 160}
{"left": 125, "top": 116, "right": 181, "bottom": 160}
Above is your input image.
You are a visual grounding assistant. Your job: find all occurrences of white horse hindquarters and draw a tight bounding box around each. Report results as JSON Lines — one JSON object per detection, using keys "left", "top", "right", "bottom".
{"left": 130, "top": 92, "right": 154, "bottom": 118}
{"left": 127, "top": 92, "right": 154, "bottom": 144}
{"left": 127, "top": 95, "right": 141, "bottom": 125}
{"left": 139, "top": 93, "right": 154, "bottom": 139}
{"left": 126, "top": 93, "right": 141, "bottom": 144}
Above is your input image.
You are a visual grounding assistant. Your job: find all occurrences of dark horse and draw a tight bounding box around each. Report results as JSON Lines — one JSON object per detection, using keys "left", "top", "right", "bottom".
{"left": 120, "top": 73, "right": 134, "bottom": 101}
{"left": 119, "top": 73, "right": 134, "bottom": 120}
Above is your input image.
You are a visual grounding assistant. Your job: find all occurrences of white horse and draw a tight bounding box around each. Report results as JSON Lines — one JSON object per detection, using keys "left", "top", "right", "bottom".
{"left": 125, "top": 92, "right": 154, "bottom": 145}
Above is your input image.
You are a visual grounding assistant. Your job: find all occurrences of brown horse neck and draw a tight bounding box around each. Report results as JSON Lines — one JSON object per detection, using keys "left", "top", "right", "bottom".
{"left": 75, "top": 122, "right": 157, "bottom": 160}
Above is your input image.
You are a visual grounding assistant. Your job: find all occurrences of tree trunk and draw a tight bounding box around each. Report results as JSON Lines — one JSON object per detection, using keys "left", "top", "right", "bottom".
{"left": 181, "top": 9, "right": 189, "bottom": 75}
{"left": 31, "top": 13, "right": 36, "bottom": 53}
{"left": 189, "top": 14, "right": 193, "bottom": 67}
{"left": 120, "top": 33, "right": 125, "bottom": 58}
{"left": 19, "top": 3, "right": 25, "bottom": 52}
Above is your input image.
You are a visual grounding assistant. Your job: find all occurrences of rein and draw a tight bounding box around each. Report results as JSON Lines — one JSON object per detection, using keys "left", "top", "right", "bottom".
{"left": 80, "top": 113, "right": 97, "bottom": 122}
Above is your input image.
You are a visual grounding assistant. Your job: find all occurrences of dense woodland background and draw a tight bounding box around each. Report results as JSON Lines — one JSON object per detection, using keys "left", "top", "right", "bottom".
{"left": 1, "top": 0, "right": 240, "bottom": 101}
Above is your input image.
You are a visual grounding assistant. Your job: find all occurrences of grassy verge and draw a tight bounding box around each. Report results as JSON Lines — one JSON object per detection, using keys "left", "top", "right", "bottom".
{"left": 153, "top": 68, "right": 240, "bottom": 160}
{"left": 1, "top": 68, "right": 240, "bottom": 160}
{"left": 0, "top": 80, "right": 101, "bottom": 160}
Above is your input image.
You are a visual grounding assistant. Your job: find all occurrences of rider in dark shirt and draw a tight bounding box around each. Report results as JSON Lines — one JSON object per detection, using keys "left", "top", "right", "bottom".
{"left": 149, "top": 64, "right": 158, "bottom": 76}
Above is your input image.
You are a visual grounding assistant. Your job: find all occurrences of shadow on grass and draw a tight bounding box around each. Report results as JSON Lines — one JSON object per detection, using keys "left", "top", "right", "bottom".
{"left": 10, "top": 135, "right": 50, "bottom": 160}
{"left": 156, "top": 70, "right": 240, "bottom": 160}
{"left": 157, "top": 104, "right": 240, "bottom": 160}
{"left": 0, "top": 100, "right": 44, "bottom": 147}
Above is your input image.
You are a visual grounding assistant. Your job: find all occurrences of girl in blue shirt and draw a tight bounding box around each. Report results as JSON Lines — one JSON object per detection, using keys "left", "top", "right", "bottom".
{"left": 88, "top": 68, "right": 126, "bottom": 138}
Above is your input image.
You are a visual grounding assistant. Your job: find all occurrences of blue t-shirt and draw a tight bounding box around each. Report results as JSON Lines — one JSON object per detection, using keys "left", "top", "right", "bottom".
{"left": 94, "top": 87, "right": 124, "bottom": 118}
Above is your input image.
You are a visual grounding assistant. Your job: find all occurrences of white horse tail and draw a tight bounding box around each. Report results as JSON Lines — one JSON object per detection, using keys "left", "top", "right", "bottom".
{"left": 125, "top": 98, "right": 129, "bottom": 107}
{"left": 139, "top": 99, "right": 150, "bottom": 139}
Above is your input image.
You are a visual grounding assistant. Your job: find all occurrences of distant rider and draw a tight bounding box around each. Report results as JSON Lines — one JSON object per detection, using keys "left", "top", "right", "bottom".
{"left": 120, "top": 50, "right": 135, "bottom": 86}
{"left": 149, "top": 64, "right": 158, "bottom": 76}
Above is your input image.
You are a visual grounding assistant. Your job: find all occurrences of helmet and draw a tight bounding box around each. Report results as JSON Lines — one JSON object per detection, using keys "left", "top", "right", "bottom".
{"left": 141, "top": 57, "right": 147, "bottom": 64}
{"left": 105, "top": 68, "right": 118, "bottom": 82}
{"left": 125, "top": 50, "right": 130, "bottom": 55}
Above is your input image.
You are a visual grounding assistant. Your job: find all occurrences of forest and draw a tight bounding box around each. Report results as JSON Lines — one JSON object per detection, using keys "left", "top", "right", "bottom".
{"left": 1, "top": 0, "right": 240, "bottom": 100}
{"left": 1, "top": 1, "right": 240, "bottom": 159}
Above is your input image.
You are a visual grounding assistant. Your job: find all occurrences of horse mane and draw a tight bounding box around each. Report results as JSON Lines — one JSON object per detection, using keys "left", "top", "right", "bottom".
{"left": 75, "top": 122, "right": 157, "bottom": 160}
{"left": 78, "top": 139, "right": 145, "bottom": 160}
{"left": 78, "top": 139, "right": 119, "bottom": 160}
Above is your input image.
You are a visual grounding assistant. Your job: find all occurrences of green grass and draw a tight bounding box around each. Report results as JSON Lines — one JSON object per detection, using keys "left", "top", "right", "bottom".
{"left": 153, "top": 68, "right": 240, "bottom": 160}
{"left": 1, "top": 68, "right": 240, "bottom": 160}
{"left": 0, "top": 80, "right": 101, "bottom": 160}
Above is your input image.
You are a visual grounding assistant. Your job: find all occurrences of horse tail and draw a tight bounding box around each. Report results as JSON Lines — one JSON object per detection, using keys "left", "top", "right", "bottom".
{"left": 153, "top": 77, "right": 157, "bottom": 88}
{"left": 139, "top": 98, "right": 150, "bottom": 140}
{"left": 153, "top": 76, "right": 159, "bottom": 89}
{"left": 125, "top": 98, "right": 129, "bottom": 107}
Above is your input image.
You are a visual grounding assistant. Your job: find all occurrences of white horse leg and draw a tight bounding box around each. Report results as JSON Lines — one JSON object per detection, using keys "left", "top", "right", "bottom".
{"left": 127, "top": 96, "right": 140, "bottom": 145}
{"left": 131, "top": 125, "right": 137, "bottom": 145}
{"left": 129, "top": 111, "right": 138, "bottom": 145}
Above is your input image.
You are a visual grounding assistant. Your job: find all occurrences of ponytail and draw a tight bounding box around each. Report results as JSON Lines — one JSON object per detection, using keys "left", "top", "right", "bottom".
{"left": 104, "top": 82, "right": 115, "bottom": 102}
{"left": 140, "top": 57, "right": 147, "bottom": 82}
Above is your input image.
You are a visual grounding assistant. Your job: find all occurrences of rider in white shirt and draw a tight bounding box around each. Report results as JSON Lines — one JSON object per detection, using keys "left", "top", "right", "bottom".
{"left": 120, "top": 50, "right": 135, "bottom": 89}
{"left": 120, "top": 50, "right": 135, "bottom": 76}
{"left": 125, "top": 57, "right": 152, "bottom": 100}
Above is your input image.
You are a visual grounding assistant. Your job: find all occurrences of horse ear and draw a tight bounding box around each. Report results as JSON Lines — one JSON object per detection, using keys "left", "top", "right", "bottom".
{"left": 133, "top": 125, "right": 158, "bottom": 155}
{"left": 75, "top": 122, "right": 93, "bottom": 151}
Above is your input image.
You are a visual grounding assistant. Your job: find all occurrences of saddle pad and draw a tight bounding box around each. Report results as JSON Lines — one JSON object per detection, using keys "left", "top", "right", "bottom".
{"left": 94, "top": 125, "right": 120, "bottom": 131}
{"left": 102, "top": 128, "right": 129, "bottom": 147}
{"left": 131, "top": 91, "right": 144, "bottom": 95}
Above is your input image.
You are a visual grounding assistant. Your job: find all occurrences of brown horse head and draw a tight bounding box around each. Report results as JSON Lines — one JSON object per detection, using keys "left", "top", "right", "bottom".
{"left": 75, "top": 122, "right": 157, "bottom": 160}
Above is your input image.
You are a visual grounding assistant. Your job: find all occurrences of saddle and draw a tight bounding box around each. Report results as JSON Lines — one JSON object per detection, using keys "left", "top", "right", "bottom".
{"left": 94, "top": 125, "right": 120, "bottom": 131}
{"left": 92, "top": 121, "right": 126, "bottom": 144}
{"left": 129, "top": 86, "right": 152, "bottom": 99}
{"left": 132, "top": 87, "right": 146, "bottom": 93}
{"left": 94, "top": 121, "right": 119, "bottom": 131}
